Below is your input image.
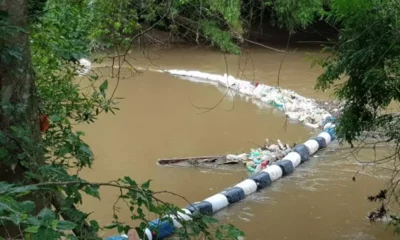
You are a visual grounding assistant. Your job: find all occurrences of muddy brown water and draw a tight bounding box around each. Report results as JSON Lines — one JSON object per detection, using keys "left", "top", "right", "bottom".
{"left": 79, "top": 45, "right": 396, "bottom": 239}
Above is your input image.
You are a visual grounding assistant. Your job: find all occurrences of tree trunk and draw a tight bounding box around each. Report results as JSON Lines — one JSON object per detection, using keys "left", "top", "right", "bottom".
{"left": 0, "top": 2, "right": 96, "bottom": 238}
{"left": 0, "top": 0, "right": 44, "bottom": 238}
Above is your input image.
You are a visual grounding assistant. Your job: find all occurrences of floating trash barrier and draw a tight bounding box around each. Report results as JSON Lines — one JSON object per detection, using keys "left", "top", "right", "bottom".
{"left": 106, "top": 119, "right": 336, "bottom": 240}
{"left": 160, "top": 69, "right": 333, "bottom": 128}
{"left": 106, "top": 69, "right": 338, "bottom": 240}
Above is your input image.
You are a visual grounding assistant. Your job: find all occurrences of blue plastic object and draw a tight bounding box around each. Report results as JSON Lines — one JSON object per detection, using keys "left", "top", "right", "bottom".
{"left": 249, "top": 172, "right": 272, "bottom": 190}
{"left": 323, "top": 116, "right": 336, "bottom": 125}
{"left": 275, "top": 160, "right": 294, "bottom": 176}
{"left": 185, "top": 201, "right": 213, "bottom": 215}
{"left": 149, "top": 219, "right": 175, "bottom": 239}
{"left": 293, "top": 144, "right": 310, "bottom": 162}
{"left": 313, "top": 137, "right": 327, "bottom": 148}
{"left": 323, "top": 128, "right": 336, "bottom": 140}
{"left": 104, "top": 236, "right": 127, "bottom": 240}
{"left": 221, "top": 187, "right": 245, "bottom": 204}
{"left": 252, "top": 158, "right": 261, "bottom": 164}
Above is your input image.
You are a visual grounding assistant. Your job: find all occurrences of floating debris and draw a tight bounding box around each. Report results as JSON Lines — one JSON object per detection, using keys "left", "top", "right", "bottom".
{"left": 157, "top": 139, "right": 292, "bottom": 172}
{"left": 162, "top": 70, "right": 333, "bottom": 128}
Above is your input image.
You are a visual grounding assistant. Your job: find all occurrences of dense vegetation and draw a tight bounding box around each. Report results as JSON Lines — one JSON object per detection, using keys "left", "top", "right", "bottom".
{"left": 1, "top": 0, "right": 400, "bottom": 239}
{"left": 315, "top": 0, "right": 400, "bottom": 226}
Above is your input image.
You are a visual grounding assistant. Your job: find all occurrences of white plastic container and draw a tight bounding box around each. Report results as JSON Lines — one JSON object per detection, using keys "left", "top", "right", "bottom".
{"left": 234, "top": 179, "right": 258, "bottom": 195}
{"left": 252, "top": 84, "right": 265, "bottom": 98}
{"left": 204, "top": 194, "right": 229, "bottom": 213}
{"left": 286, "top": 112, "right": 300, "bottom": 120}
{"left": 323, "top": 122, "right": 334, "bottom": 129}
{"left": 304, "top": 139, "right": 320, "bottom": 155}
{"left": 283, "top": 152, "right": 301, "bottom": 168}
{"left": 262, "top": 165, "right": 283, "bottom": 181}
{"left": 145, "top": 228, "right": 153, "bottom": 240}
{"left": 318, "top": 132, "right": 331, "bottom": 145}
{"left": 167, "top": 208, "right": 192, "bottom": 228}
{"left": 169, "top": 215, "right": 183, "bottom": 228}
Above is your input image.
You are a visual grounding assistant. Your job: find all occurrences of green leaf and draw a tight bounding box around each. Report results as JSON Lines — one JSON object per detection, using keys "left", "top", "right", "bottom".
{"left": 17, "top": 153, "right": 26, "bottom": 160}
{"left": 117, "top": 224, "right": 124, "bottom": 233}
{"left": 10, "top": 185, "right": 38, "bottom": 194}
{"left": 58, "top": 146, "right": 72, "bottom": 156}
{"left": 51, "top": 219, "right": 58, "bottom": 230}
{"left": 89, "top": 220, "right": 100, "bottom": 232}
{"left": 0, "top": 182, "right": 13, "bottom": 194}
{"left": 122, "top": 176, "right": 137, "bottom": 186}
{"left": 9, "top": 213, "right": 21, "bottom": 225}
{"left": 141, "top": 180, "right": 151, "bottom": 189}
{"left": 24, "top": 225, "right": 40, "bottom": 233}
{"left": 57, "top": 220, "right": 77, "bottom": 230}
{"left": 22, "top": 136, "right": 31, "bottom": 144}
{"left": 32, "top": 226, "right": 58, "bottom": 240}
{"left": 27, "top": 216, "right": 41, "bottom": 226}
{"left": 0, "top": 148, "right": 9, "bottom": 159}
{"left": 84, "top": 185, "right": 100, "bottom": 199}
{"left": 80, "top": 144, "right": 93, "bottom": 156}
{"left": 38, "top": 208, "right": 55, "bottom": 222}
{"left": 99, "top": 80, "right": 108, "bottom": 96}
{"left": 104, "top": 223, "right": 118, "bottom": 229}
{"left": 17, "top": 200, "right": 35, "bottom": 213}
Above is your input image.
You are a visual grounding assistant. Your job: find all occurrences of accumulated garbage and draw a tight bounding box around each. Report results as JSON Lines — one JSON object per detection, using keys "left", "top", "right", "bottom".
{"left": 157, "top": 139, "right": 293, "bottom": 172}
{"left": 157, "top": 69, "right": 337, "bottom": 173}
{"left": 222, "top": 117, "right": 335, "bottom": 173}
{"left": 162, "top": 69, "right": 333, "bottom": 128}
{"left": 226, "top": 139, "right": 292, "bottom": 173}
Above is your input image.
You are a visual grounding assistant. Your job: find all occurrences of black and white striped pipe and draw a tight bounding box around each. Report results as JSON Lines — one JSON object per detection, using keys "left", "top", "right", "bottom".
{"left": 105, "top": 122, "right": 336, "bottom": 240}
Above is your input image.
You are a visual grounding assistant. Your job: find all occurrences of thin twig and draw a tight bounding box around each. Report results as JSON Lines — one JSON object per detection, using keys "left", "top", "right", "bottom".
{"left": 242, "top": 38, "right": 285, "bottom": 53}
{"left": 277, "top": 32, "right": 291, "bottom": 87}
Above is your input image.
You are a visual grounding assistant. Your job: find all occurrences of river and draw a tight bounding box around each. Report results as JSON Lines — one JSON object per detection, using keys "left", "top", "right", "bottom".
{"left": 79, "top": 44, "right": 395, "bottom": 239}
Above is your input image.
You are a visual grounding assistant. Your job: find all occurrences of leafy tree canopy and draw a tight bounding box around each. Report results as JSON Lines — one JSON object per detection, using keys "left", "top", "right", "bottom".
{"left": 5, "top": 0, "right": 400, "bottom": 239}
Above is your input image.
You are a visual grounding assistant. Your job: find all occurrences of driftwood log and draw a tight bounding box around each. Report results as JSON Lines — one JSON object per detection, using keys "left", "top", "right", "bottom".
{"left": 157, "top": 155, "right": 233, "bottom": 167}
{"left": 157, "top": 139, "right": 293, "bottom": 169}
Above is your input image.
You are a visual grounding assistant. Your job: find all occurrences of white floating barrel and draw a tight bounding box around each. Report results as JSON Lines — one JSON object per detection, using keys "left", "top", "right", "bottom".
{"left": 283, "top": 152, "right": 301, "bottom": 168}
{"left": 234, "top": 179, "right": 257, "bottom": 195}
{"left": 204, "top": 194, "right": 229, "bottom": 213}
{"left": 262, "top": 165, "right": 283, "bottom": 181}
{"left": 169, "top": 215, "right": 183, "bottom": 228}
{"left": 318, "top": 132, "right": 331, "bottom": 145}
{"left": 304, "top": 139, "right": 320, "bottom": 155}
{"left": 168, "top": 209, "right": 192, "bottom": 228}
